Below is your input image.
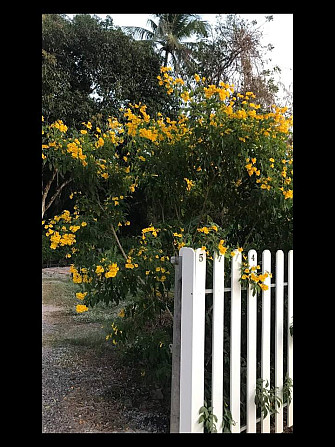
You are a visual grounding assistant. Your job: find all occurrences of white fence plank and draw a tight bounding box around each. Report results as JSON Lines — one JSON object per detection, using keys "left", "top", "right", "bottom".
{"left": 179, "top": 247, "right": 206, "bottom": 432}
{"left": 261, "top": 249, "right": 271, "bottom": 433}
{"left": 211, "top": 252, "right": 225, "bottom": 432}
{"left": 287, "top": 250, "right": 293, "bottom": 427}
{"left": 246, "top": 249, "right": 257, "bottom": 432}
{"left": 230, "top": 249, "right": 242, "bottom": 433}
{"left": 275, "top": 250, "right": 284, "bottom": 433}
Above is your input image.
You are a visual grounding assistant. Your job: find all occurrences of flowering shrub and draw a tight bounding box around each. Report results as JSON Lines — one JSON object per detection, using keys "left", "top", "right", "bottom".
{"left": 42, "top": 66, "right": 292, "bottom": 389}
{"left": 239, "top": 259, "right": 272, "bottom": 296}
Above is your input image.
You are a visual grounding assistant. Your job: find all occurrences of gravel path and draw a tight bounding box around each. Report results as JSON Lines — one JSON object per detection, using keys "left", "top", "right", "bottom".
{"left": 42, "top": 268, "right": 169, "bottom": 433}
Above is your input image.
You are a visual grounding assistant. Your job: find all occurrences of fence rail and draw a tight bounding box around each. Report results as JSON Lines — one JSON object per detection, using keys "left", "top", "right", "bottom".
{"left": 170, "top": 247, "right": 293, "bottom": 433}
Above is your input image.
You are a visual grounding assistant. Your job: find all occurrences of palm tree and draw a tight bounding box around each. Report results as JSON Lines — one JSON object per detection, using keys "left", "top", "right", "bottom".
{"left": 123, "top": 14, "right": 209, "bottom": 72}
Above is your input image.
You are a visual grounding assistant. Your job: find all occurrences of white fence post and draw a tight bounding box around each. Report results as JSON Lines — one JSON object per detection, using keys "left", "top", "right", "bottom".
{"left": 287, "top": 250, "right": 293, "bottom": 427}
{"left": 261, "top": 249, "right": 271, "bottom": 433}
{"left": 179, "top": 247, "right": 206, "bottom": 432}
{"left": 211, "top": 252, "right": 225, "bottom": 432}
{"left": 246, "top": 249, "right": 257, "bottom": 432}
{"left": 230, "top": 249, "right": 242, "bottom": 433}
{"left": 275, "top": 250, "right": 284, "bottom": 433}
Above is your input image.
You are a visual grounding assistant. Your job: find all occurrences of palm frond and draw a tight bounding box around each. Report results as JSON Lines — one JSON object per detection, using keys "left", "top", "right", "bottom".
{"left": 122, "top": 25, "right": 154, "bottom": 40}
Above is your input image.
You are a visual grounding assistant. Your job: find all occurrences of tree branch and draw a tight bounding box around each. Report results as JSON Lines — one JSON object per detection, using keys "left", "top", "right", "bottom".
{"left": 43, "top": 177, "right": 72, "bottom": 218}
{"left": 97, "top": 200, "right": 128, "bottom": 261}
{"left": 42, "top": 170, "right": 57, "bottom": 219}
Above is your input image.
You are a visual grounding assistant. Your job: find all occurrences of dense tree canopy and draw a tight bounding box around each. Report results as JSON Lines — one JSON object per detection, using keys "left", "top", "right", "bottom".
{"left": 42, "top": 14, "right": 177, "bottom": 128}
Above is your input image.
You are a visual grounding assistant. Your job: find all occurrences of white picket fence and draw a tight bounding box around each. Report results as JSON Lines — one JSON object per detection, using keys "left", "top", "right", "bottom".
{"left": 170, "top": 247, "right": 293, "bottom": 433}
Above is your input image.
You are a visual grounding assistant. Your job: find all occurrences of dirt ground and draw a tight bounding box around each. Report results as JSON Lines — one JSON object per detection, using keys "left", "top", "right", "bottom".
{"left": 42, "top": 267, "right": 169, "bottom": 433}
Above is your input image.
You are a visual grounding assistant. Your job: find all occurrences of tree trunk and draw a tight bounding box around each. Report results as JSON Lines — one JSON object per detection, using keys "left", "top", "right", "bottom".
{"left": 42, "top": 170, "right": 72, "bottom": 219}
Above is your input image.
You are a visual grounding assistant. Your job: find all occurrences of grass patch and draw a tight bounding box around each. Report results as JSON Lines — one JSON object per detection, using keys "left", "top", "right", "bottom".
{"left": 42, "top": 277, "right": 78, "bottom": 308}
{"left": 42, "top": 274, "right": 127, "bottom": 349}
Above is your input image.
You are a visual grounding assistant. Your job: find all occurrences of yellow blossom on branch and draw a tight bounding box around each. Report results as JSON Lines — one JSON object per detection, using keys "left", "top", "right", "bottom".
{"left": 76, "top": 304, "right": 88, "bottom": 313}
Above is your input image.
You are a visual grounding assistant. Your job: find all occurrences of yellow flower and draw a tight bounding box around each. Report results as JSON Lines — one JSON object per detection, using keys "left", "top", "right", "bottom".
{"left": 105, "top": 263, "right": 119, "bottom": 278}
{"left": 194, "top": 73, "right": 200, "bottom": 82}
{"left": 118, "top": 308, "right": 125, "bottom": 318}
{"left": 181, "top": 90, "right": 190, "bottom": 102}
{"left": 283, "top": 189, "right": 293, "bottom": 199}
{"left": 95, "top": 265, "right": 104, "bottom": 274}
{"left": 76, "top": 292, "right": 87, "bottom": 300}
{"left": 218, "top": 240, "right": 227, "bottom": 255}
{"left": 76, "top": 304, "right": 88, "bottom": 313}
{"left": 125, "top": 261, "right": 134, "bottom": 269}
{"left": 197, "top": 226, "right": 209, "bottom": 234}
{"left": 184, "top": 177, "right": 195, "bottom": 191}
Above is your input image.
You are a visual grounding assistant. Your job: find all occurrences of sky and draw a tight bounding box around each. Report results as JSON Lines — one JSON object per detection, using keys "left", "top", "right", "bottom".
{"left": 65, "top": 13, "right": 293, "bottom": 102}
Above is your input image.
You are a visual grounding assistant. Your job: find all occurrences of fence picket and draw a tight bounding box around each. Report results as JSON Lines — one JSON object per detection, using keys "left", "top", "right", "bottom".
{"left": 179, "top": 247, "right": 206, "bottom": 432}
{"left": 287, "top": 250, "right": 293, "bottom": 427}
{"left": 275, "top": 250, "right": 284, "bottom": 433}
{"left": 246, "top": 249, "right": 257, "bottom": 432}
{"left": 211, "top": 252, "right": 225, "bottom": 432}
{"left": 230, "top": 249, "right": 242, "bottom": 433}
{"left": 261, "top": 249, "right": 271, "bottom": 433}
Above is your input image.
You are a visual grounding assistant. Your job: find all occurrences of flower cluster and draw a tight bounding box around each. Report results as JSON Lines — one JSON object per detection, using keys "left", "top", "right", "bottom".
{"left": 43, "top": 209, "right": 87, "bottom": 252}
{"left": 66, "top": 139, "right": 87, "bottom": 166}
{"left": 156, "top": 66, "right": 174, "bottom": 94}
{"left": 50, "top": 119, "right": 68, "bottom": 133}
{"left": 104, "top": 263, "right": 119, "bottom": 278}
{"left": 70, "top": 264, "right": 92, "bottom": 284}
{"left": 240, "top": 259, "right": 272, "bottom": 295}
{"left": 76, "top": 304, "right": 89, "bottom": 313}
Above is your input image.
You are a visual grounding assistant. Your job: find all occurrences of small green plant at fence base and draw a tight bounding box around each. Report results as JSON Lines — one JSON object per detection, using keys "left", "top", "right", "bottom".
{"left": 198, "top": 401, "right": 218, "bottom": 433}
{"left": 254, "top": 378, "right": 282, "bottom": 419}
{"left": 254, "top": 375, "right": 293, "bottom": 419}
{"left": 198, "top": 401, "right": 236, "bottom": 433}
{"left": 283, "top": 375, "right": 293, "bottom": 405}
{"left": 222, "top": 401, "right": 236, "bottom": 433}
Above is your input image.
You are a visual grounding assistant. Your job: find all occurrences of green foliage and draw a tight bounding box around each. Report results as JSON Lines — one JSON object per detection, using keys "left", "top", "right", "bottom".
{"left": 255, "top": 378, "right": 282, "bottom": 419}
{"left": 198, "top": 401, "right": 218, "bottom": 433}
{"left": 42, "top": 232, "right": 68, "bottom": 267}
{"left": 283, "top": 375, "right": 293, "bottom": 405}
{"left": 42, "top": 14, "right": 176, "bottom": 128}
{"left": 198, "top": 401, "right": 236, "bottom": 433}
